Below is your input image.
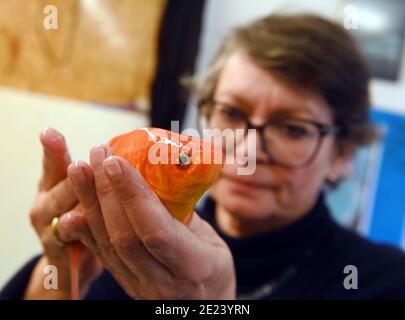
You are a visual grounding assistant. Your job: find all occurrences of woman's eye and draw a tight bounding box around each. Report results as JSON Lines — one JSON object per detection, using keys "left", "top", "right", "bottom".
{"left": 281, "top": 123, "right": 310, "bottom": 139}
{"left": 219, "top": 106, "right": 244, "bottom": 121}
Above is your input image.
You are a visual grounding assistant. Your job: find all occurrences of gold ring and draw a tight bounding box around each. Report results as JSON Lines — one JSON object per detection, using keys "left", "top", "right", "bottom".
{"left": 51, "top": 217, "right": 67, "bottom": 246}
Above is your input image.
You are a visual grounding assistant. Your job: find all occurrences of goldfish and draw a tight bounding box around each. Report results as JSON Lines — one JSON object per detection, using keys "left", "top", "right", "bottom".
{"left": 68, "top": 127, "right": 223, "bottom": 299}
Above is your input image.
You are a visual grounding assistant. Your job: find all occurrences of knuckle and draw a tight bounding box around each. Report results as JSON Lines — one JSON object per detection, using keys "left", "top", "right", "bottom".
{"left": 98, "top": 238, "right": 116, "bottom": 257}
{"left": 174, "top": 278, "right": 205, "bottom": 299}
{"left": 48, "top": 189, "right": 64, "bottom": 213}
{"left": 154, "top": 288, "right": 172, "bottom": 300}
{"left": 111, "top": 234, "right": 137, "bottom": 256}
{"left": 41, "top": 232, "right": 54, "bottom": 251}
{"left": 29, "top": 207, "right": 41, "bottom": 227}
{"left": 29, "top": 196, "right": 45, "bottom": 227}
{"left": 195, "top": 250, "right": 225, "bottom": 284}
{"left": 96, "top": 180, "right": 115, "bottom": 199}
{"left": 119, "top": 190, "right": 139, "bottom": 208}
{"left": 83, "top": 201, "right": 100, "bottom": 217}
{"left": 192, "top": 259, "right": 213, "bottom": 282}
{"left": 113, "top": 180, "right": 146, "bottom": 208}
{"left": 143, "top": 228, "right": 172, "bottom": 254}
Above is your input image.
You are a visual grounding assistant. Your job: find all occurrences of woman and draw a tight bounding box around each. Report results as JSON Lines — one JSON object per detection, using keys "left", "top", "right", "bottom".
{"left": 2, "top": 14, "right": 405, "bottom": 300}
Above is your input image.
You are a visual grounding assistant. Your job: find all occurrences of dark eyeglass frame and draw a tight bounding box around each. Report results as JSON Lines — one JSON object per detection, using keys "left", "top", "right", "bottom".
{"left": 198, "top": 98, "right": 342, "bottom": 168}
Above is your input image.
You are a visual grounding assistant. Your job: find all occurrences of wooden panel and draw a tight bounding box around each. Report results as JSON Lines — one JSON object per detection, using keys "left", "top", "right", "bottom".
{"left": 0, "top": 0, "right": 167, "bottom": 111}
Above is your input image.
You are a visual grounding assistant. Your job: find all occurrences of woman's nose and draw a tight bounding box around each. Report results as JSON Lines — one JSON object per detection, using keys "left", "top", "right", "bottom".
{"left": 236, "top": 128, "right": 269, "bottom": 165}
{"left": 254, "top": 130, "right": 271, "bottom": 164}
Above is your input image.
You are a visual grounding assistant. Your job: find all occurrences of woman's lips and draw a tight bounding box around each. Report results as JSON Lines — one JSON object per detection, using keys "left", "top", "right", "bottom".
{"left": 220, "top": 172, "right": 276, "bottom": 190}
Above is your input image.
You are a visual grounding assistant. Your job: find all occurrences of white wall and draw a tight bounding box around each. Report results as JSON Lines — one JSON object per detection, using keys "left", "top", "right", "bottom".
{"left": 0, "top": 87, "right": 147, "bottom": 288}
{"left": 185, "top": 0, "right": 405, "bottom": 127}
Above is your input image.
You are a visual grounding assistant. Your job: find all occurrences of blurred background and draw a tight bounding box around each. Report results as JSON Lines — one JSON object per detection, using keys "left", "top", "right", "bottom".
{"left": 0, "top": 0, "right": 404, "bottom": 288}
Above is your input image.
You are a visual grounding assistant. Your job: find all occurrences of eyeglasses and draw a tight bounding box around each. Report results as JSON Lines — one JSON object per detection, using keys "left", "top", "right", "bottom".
{"left": 198, "top": 98, "right": 341, "bottom": 168}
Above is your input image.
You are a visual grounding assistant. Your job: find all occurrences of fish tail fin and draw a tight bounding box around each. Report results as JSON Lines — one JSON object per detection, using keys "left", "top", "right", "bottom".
{"left": 68, "top": 242, "right": 83, "bottom": 300}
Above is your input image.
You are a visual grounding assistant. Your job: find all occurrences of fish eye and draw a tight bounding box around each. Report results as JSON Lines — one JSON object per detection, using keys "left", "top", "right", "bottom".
{"left": 178, "top": 151, "right": 191, "bottom": 167}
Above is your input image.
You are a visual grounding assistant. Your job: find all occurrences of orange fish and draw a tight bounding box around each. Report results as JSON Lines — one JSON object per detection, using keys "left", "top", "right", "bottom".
{"left": 69, "top": 128, "right": 223, "bottom": 299}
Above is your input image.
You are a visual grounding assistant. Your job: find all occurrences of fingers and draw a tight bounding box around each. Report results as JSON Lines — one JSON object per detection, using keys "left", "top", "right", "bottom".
{"left": 38, "top": 128, "right": 71, "bottom": 192}
{"left": 67, "top": 159, "right": 117, "bottom": 256}
{"left": 67, "top": 159, "right": 140, "bottom": 293}
{"left": 56, "top": 210, "right": 101, "bottom": 261}
{"left": 57, "top": 210, "right": 95, "bottom": 246}
{"left": 103, "top": 155, "right": 213, "bottom": 279}
{"left": 44, "top": 179, "right": 77, "bottom": 222}
{"left": 30, "top": 179, "right": 77, "bottom": 234}
{"left": 55, "top": 210, "right": 104, "bottom": 285}
{"left": 103, "top": 155, "right": 175, "bottom": 239}
{"left": 38, "top": 204, "right": 82, "bottom": 258}
{"left": 90, "top": 146, "right": 140, "bottom": 262}
{"left": 89, "top": 145, "right": 170, "bottom": 283}
{"left": 67, "top": 160, "right": 109, "bottom": 248}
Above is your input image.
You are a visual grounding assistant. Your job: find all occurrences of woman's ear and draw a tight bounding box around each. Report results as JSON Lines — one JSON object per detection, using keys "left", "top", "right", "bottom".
{"left": 326, "top": 143, "right": 356, "bottom": 186}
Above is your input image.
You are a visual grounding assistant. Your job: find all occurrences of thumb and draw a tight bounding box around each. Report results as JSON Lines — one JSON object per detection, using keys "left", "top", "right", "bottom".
{"left": 38, "top": 127, "right": 71, "bottom": 191}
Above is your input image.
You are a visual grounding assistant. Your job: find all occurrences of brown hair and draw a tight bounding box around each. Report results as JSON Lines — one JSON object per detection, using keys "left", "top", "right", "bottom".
{"left": 194, "top": 14, "right": 377, "bottom": 148}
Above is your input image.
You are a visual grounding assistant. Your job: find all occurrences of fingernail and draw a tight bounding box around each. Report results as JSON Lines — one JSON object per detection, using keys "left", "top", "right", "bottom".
{"left": 60, "top": 213, "right": 79, "bottom": 240}
{"left": 90, "top": 145, "right": 107, "bottom": 166}
{"left": 42, "top": 127, "right": 64, "bottom": 143}
{"left": 104, "top": 156, "right": 123, "bottom": 178}
{"left": 60, "top": 212, "right": 73, "bottom": 225}
{"left": 70, "top": 160, "right": 87, "bottom": 185}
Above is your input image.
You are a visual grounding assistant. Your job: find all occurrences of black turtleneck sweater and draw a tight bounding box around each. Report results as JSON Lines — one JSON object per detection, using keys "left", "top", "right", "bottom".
{"left": 2, "top": 193, "right": 405, "bottom": 299}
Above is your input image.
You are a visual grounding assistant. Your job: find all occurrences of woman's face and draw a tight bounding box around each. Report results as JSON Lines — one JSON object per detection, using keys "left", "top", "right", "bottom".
{"left": 209, "top": 52, "right": 350, "bottom": 227}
